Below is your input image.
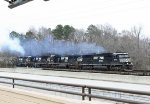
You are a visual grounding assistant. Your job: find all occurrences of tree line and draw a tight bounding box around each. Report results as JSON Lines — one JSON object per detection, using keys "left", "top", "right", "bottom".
{"left": 3, "top": 24, "right": 150, "bottom": 70}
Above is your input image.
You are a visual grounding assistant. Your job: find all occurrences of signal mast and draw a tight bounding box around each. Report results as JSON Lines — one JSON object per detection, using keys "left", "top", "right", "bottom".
{"left": 4, "top": 0, "right": 49, "bottom": 9}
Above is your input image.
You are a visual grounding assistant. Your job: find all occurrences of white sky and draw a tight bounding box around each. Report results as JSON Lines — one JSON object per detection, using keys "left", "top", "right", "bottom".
{"left": 0, "top": 0, "right": 150, "bottom": 38}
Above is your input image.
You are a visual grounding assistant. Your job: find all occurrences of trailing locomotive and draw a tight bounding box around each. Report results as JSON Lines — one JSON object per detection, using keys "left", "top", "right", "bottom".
{"left": 16, "top": 52, "right": 133, "bottom": 71}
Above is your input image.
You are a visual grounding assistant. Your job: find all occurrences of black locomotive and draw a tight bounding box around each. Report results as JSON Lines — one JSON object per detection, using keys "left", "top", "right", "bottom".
{"left": 16, "top": 52, "right": 133, "bottom": 71}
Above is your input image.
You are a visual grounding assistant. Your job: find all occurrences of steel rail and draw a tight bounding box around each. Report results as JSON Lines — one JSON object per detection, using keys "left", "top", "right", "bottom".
{"left": 0, "top": 76, "right": 85, "bottom": 87}
{"left": 0, "top": 80, "right": 85, "bottom": 96}
{"left": 42, "top": 67, "right": 150, "bottom": 76}
{"left": 86, "top": 85, "right": 150, "bottom": 96}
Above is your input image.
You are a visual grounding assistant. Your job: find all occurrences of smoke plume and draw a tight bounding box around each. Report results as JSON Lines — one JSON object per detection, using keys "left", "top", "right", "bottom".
{"left": 22, "top": 35, "right": 105, "bottom": 56}
{"left": 0, "top": 33, "right": 25, "bottom": 55}
{"left": 0, "top": 33, "right": 105, "bottom": 56}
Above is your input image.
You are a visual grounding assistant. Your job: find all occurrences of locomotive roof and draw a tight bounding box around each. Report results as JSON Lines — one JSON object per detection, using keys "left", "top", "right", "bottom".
{"left": 113, "top": 52, "right": 128, "bottom": 55}
{"left": 78, "top": 52, "right": 129, "bottom": 56}
{"left": 17, "top": 52, "right": 129, "bottom": 58}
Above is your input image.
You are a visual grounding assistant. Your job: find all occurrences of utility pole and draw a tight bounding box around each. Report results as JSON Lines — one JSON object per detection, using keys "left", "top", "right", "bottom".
{"left": 133, "top": 26, "right": 142, "bottom": 69}
{"left": 137, "top": 30, "right": 140, "bottom": 67}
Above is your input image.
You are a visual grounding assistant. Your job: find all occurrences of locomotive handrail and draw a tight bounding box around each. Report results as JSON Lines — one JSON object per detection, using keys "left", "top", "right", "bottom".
{"left": 0, "top": 76, "right": 150, "bottom": 104}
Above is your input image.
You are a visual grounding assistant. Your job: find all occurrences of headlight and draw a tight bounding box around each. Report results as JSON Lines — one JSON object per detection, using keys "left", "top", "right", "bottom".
{"left": 128, "top": 58, "right": 131, "bottom": 62}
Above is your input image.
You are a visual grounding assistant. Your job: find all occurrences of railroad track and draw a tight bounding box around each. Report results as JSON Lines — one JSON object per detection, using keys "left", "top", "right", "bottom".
{"left": 42, "top": 68, "right": 150, "bottom": 76}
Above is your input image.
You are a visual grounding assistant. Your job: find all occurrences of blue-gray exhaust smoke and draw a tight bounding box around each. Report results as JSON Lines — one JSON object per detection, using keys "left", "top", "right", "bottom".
{"left": 21, "top": 36, "right": 105, "bottom": 56}
{"left": 0, "top": 34, "right": 25, "bottom": 55}
{"left": 0, "top": 33, "right": 105, "bottom": 56}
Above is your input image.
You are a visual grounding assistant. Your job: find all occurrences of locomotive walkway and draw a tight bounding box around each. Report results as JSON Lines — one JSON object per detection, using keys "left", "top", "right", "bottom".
{"left": 0, "top": 68, "right": 150, "bottom": 103}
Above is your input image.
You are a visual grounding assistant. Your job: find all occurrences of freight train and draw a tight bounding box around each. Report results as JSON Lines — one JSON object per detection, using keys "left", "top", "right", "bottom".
{"left": 16, "top": 52, "right": 133, "bottom": 71}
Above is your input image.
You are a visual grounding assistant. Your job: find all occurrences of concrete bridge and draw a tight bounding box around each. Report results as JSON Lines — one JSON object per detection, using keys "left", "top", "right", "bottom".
{"left": 0, "top": 68, "right": 150, "bottom": 104}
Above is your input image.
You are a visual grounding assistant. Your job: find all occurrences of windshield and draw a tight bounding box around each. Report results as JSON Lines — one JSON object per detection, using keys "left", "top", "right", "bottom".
{"left": 119, "top": 54, "right": 129, "bottom": 58}
{"left": 118, "top": 54, "right": 131, "bottom": 62}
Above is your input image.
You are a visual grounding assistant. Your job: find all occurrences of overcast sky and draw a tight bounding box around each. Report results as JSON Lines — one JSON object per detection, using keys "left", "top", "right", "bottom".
{"left": 0, "top": 0, "right": 150, "bottom": 38}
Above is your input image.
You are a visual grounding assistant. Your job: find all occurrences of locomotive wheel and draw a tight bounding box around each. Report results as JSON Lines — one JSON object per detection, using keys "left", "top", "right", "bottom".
{"left": 122, "top": 65, "right": 133, "bottom": 71}
{"left": 123, "top": 67, "right": 133, "bottom": 71}
{"left": 79, "top": 66, "right": 83, "bottom": 69}
{"left": 107, "top": 66, "right": 112, "bottom": 70}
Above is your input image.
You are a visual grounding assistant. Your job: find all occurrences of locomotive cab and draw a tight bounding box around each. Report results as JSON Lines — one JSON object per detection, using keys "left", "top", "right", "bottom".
{"left": 16, "top": 57, "right": 24, "bottom": 66}
{"left": 113, "top": 52, "right": 133, "bottom": 71}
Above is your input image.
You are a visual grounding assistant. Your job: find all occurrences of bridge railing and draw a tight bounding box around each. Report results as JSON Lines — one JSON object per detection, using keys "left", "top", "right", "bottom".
{"left": 0, "top": 76, "right": 150, "bottom": 104}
